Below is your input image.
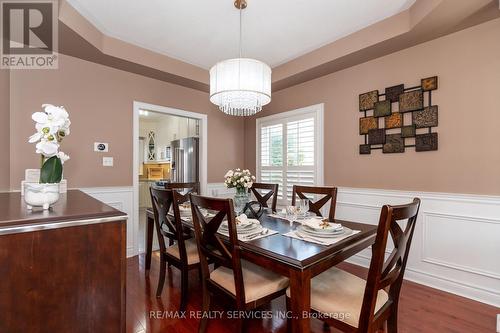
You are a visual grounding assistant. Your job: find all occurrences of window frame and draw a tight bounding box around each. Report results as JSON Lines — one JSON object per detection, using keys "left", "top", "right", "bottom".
{"left": 255, "top": 103, "right": 324, "bottom": 204}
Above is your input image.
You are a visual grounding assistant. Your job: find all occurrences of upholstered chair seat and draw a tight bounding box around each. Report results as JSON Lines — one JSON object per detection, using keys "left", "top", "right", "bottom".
{"left": 166, "top": 238, "right": 200, "bottom": 264}
{"left": 211, "top": 260, "right": 289, "bottom": 303}
{"left": 287, "top": 267, "right": 388, "bottom": 328}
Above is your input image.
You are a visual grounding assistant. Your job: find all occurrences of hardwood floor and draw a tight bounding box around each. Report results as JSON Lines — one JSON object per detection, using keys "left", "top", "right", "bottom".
{"left": 127, "top": 253, "right": 499, "bottom": 333}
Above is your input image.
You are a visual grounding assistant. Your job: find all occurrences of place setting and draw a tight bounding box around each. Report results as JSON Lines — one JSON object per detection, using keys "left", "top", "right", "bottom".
{"left": 283, "top": 215, "right": 360, "bottom": 246}
{"left": 217, "top": 214, "right": 278, "bottom": 242}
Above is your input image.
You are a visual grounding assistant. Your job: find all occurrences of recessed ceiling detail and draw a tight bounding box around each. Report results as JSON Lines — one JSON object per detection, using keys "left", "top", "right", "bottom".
{"left": 65, "top": 0, "right": 415, "bottom": 69}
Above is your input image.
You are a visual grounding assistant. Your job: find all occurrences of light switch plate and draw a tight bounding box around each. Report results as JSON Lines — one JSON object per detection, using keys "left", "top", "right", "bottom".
{"left": 102, "top": 157, "right": 113, "bottom": 167}
{"left": 94, "top": 142, "right": 109, "bottom": 152}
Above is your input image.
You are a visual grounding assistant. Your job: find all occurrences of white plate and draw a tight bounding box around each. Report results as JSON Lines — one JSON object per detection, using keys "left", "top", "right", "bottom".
{"left": 298, "top": 225, "right": 352, "bottom": 238}
{"left": 219, "top": 224, "right": 262, "bottom": 235}
{"left": 302, "top": 221, "right": 343, "bottom": 233}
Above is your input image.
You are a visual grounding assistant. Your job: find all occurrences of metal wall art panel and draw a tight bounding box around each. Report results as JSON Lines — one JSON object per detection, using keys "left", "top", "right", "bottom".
{"left": 368, "top": 129, "right": 386, "bottom": 145}
{"left": 413, "top": 105, "right": 438, "bottom": 128}
{"left": 421, "top": 76, "right": 438, "bottom": 91}
{"left": 359, "top": 76, "right": 438, "bottom": 154}
{"left": 359, "top": 90, "right": 379, "bottom": 111}
{"left": 399, "top": 90, "right": 423, "bottom": 112}
{"left": 385, "top": 84, "right": 404, "bottom": 103}
{"left": 374, "top": 100, "right": 392, "bottom": 117}
{"left": 401, "top": 125, "right": 416, "bottom": 138}
{"left": 416, "top": 133, "right": 438, "bottom": 151}
{"left": 383, "top": 134, "right": 405, "bottom": 153}
{"left": 359, "top": 144, "right": 371, "bottom": 154}
{"left": 385, "top": 112, "right": 402, "bottom": 129}
{"left": 359, "top": 116, "right": 378, "bottom": 135}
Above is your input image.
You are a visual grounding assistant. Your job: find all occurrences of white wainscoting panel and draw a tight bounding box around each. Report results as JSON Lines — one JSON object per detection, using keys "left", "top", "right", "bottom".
{"left": 336, "top": 187, "right": 500, "bottom": 307}
{"left": 80, "top": 187, "right": 136, "bottom": 258}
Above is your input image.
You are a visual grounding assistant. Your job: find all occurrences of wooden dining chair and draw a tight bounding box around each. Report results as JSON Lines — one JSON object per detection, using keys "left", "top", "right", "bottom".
{"left": 286, "top": 198, "right": 421, "bottom": 333}
{"left": 149, "top": 187, "right": 201, "bottom": 310}
{"left": 291, "top": 185, "right": 338, "bottom": 221}
{"left": 189, "top": 194, "right": 289, "bottom": 333}
{"left": 248, "top": 182, "right": 279, "bottom": 212}
{"left": 165, "top": 182, "right": 200, "bottom": 202}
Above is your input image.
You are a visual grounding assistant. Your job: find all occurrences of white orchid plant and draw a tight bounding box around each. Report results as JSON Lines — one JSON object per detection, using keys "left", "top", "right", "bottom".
{"left": 224, "top": 168, "right": 255, "bottom": 192}
{"left": 28, "top": 104, "right": 71, "bottom": 184}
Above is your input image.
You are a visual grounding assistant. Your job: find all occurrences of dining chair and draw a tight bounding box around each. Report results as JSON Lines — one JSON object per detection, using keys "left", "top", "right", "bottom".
{"left": 286, "top": 198, "right": 421, "bottom": 333}
{"left": 149, "top": 187, "right": 201, "bottom": 310}
{"left": 248, "top": 182, "right": 279, "bottom": 212}
{"left": 291, "top": 185, "right": 338, "bottom": 221}
{"left": 189, "top": 194, "right": 289, "bottom": 333}
{"left": 165, "top": 182, "right": 200, "bottom": 203}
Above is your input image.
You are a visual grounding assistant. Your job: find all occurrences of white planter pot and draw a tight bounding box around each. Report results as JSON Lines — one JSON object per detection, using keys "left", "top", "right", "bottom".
{"left": 24, "top": 183, "right": 60, "bottom": 210}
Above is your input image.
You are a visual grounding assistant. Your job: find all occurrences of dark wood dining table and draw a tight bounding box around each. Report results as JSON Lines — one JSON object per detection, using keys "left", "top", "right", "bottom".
{"left": 145, "top": 208, "right": 377, "bottom": 333}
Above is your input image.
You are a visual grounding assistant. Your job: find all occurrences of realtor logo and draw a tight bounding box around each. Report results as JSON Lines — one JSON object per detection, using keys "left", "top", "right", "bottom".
{"left": 1, "top": 0, "right": 58, "bottom": 69}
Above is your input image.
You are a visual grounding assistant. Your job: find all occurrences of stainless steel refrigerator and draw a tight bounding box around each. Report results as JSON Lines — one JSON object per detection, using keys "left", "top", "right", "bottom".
{"left": 170, "top": 137, "right": 199, "bottom": 183}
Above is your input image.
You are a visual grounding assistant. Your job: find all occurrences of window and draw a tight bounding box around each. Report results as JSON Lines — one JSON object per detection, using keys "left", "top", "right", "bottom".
{"left": 256, "top": 104, "right": 324, "bottom": 204}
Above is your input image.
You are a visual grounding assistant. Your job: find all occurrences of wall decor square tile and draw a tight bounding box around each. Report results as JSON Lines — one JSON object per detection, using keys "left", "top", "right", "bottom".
{"left": 374, "top": 100, "right": 392, "bottom": 117}
{"left": 399, "top": 90, "right": 423, "bottom": 112}
{"left": 401, "top": 125, "right": 416, "bottom": 138}
{"left": 359, "top": 116, "right": 378, "bottom": 135}
{"left": 421, "top": 76, "right": 438, "bottom": 91}
{"left": 385, "top": 84, "right": 404, "bottom": 103}
{"left": 383, "top": 134, "right": 405, "bottom": 153}
{"left": 416, "top": 133, "right": 438, "bottom": 151}
{"left": 359, "top": 144, "right": 371, "bottom": 154}
{"left": 385, "top": 112, "right": 403, "bottom": 129}
{"left": 359, "top": 90, "right": 379, "bottom": 111}
{"left": 413, "top": 105, "right": 438, "bottom": 128}
{"left": 368, "top": 128, "right": 386, "bottom": 145}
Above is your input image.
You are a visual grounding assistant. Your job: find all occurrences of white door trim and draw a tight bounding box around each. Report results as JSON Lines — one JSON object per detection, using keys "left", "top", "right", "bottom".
{"left": 132, "top": 101, "right": 208, "bottom": 255}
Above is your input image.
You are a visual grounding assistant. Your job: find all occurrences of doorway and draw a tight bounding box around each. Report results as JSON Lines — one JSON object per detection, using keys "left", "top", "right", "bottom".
{"left": 132, "top": 101, "right": 207, "bottom": 255}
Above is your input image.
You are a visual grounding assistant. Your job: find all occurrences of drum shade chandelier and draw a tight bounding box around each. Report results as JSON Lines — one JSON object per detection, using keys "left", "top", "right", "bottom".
{"left": 209, "top": 0, "right": 271, "bottom": 116}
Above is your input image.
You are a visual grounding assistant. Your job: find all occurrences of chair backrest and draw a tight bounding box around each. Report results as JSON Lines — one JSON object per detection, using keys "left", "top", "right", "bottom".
{"left": 150, "top": 187, "right": 188, "bottom": 262}
{"left": 189, "top": 194, "right": 246, "bottom": 306}
{"left": 165, "top": 182, "right": 200, "bottom": 203}
{"left": 291, "top": 185, "right": 338, "bottom": 221}
{"left": 358, "top": 198, "right": 421, "bottom": 331}
{"left": 248, "top": 182, "right": 279, "bottom": 212}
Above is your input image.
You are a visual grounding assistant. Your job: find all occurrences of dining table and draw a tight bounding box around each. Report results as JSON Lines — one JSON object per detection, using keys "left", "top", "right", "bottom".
{"left": 144, "top": 208, "right": 377, "bottom": 333}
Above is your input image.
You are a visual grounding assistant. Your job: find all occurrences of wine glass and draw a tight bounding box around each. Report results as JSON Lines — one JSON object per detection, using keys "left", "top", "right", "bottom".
{"left": 297, "top": 199, "right": 309, "bottom": 219}
{"left": 286, "top": 205, "right": 298, "bottom": 226}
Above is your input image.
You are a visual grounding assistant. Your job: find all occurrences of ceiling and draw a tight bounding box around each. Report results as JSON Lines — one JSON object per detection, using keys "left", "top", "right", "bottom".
{"left": 65, "top": 0, "right": 416, "bottom": 69}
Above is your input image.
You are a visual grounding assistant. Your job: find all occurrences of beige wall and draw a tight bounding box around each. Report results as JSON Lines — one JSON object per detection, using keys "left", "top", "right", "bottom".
{"left": 244, "top": 18, "right": 500, "bottom": 195}
{"left": 0, "top": 69, "right": 9, "bottom": 191}
{"left": 8, "top": 54, "right": 244, "bottom": 189}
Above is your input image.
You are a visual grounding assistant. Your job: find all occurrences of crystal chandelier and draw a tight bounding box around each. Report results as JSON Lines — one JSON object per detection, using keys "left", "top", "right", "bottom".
{"left": 209, "top": 0, "right": 271, "bottom": 117}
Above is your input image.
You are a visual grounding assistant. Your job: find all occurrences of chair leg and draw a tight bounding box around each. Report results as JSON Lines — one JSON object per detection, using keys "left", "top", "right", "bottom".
{"left": 322, "top": 321, "right": 330, "bottom": 331}
{"left": 198, "top": 287, "right": 211, "bottom": 333}
{"left": 180, "top": 268, "right": 189, "bottom": 311}
{"left": 387, "top": 308, "right": 398, "bottom": 333}
{"left": 235, "top": 317, "right": 247, "bottom": 333}
{"left": 156, "top": 258, "right": 166, "bottom": 298}
{"left": 167, "top": 239, "right": 173, "bottom": 267}
{"left": 285, "top": 296, "right": 292, "bottom": 333}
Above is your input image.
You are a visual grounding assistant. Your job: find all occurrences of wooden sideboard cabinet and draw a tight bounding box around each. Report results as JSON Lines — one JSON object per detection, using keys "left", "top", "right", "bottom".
{"left": 0, "top": 190, "right": 127, "bottom": 333}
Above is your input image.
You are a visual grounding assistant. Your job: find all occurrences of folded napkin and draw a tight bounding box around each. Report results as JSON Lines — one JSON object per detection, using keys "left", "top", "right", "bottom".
{"left": 302, "top": 218, "right": 342, "bottom": 231}
{"left": 283, "top": 229, "right": 360, "bottom": 246}
{"left": 217, "top": 228, "right": 278, "bottom": 242}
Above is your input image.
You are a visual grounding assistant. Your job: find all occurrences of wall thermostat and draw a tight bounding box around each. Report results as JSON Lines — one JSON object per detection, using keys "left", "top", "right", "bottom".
{"left": 94, "top": 142, "right": 109, "bottom": 152}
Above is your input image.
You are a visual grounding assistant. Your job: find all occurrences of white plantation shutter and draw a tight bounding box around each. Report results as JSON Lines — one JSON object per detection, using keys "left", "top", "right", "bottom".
{"left": 256, "top": 105, "right": 323, "bottom": 204}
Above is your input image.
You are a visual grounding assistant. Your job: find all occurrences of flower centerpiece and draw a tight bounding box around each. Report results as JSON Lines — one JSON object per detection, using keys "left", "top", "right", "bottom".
{"left": 224, "top": 168, "right": 255, "bottom": 214}
{"left": 25, "top": 104, "right": 71, "bottom": 210}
